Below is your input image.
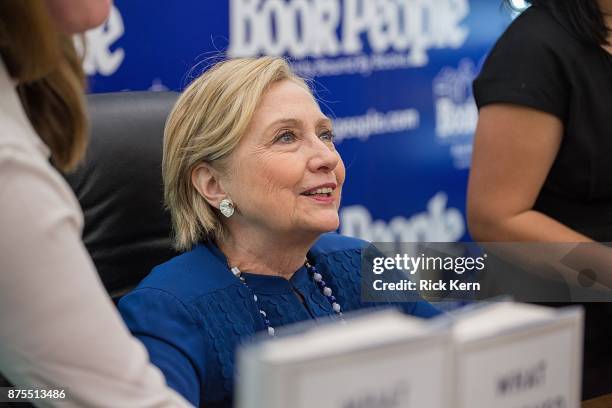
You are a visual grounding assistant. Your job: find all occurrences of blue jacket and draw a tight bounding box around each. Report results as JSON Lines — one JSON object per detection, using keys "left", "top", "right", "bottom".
{"left": 119, "top": 233, "right": 440, "bottom": 407}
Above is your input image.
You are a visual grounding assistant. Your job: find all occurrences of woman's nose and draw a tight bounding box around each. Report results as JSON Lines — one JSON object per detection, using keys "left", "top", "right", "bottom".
{"left": 307, "top": 135, "right": 339, "bottom": 173}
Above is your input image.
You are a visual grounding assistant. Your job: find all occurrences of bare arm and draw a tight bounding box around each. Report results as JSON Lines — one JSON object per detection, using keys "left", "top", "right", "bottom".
{"left": 467, "top": 104, "right": 591, "bottom": 243}
{"left": 467, "top": 104, "right": 612, "bottom": 293}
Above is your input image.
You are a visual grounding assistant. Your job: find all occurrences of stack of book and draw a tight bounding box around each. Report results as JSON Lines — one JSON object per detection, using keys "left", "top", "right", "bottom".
{"left": 237, "top": 302, "right": 582, "bottom": 408}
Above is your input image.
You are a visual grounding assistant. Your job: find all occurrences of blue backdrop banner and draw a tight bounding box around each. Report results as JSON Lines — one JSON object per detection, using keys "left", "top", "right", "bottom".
{"left": 83, "top": 0, "right": 513, "bottom": 243}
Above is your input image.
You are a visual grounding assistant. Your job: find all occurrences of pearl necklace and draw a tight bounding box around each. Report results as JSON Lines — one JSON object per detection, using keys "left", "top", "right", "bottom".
{"left": 231, "top": 260, "right": 344, "bottom": 336}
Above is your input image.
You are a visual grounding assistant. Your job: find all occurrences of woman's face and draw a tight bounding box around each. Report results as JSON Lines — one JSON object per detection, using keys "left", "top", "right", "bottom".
{"left": 224, "top": 79, "right": 345, "bottom": 239}
{"left": 45, "top": 0, "right": 112, "bottom": 33}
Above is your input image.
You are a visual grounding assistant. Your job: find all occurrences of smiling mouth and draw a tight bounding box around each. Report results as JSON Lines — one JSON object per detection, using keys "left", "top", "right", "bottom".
{"left": 300, "top": 187, "right": 334, "bottom": 198}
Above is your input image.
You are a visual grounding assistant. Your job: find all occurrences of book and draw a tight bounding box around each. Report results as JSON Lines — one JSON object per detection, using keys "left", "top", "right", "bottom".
{"left": 450, "top": 302, "right": 583, "bottom": 408}
{"left": 236, "top": 309, "right": 452, "bottom": 408}
{"left": 236, "top": 302, "right": 583, "bottom": 408}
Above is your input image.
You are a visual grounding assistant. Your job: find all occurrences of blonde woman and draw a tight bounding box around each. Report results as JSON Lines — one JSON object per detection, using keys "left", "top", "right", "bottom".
{"left": 119, "top": 57, "right": 440, "bottom": 407}
{"left": 0, "top": 1, "right": 189, "bottom": 406}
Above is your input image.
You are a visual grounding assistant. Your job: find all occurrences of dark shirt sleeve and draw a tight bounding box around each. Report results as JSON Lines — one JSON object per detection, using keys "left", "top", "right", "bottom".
{"left": 473, "top": 8, "right": 569, "bottom": 120}
{"left": 119, "top": 288, "right": 205, "bottom": 407}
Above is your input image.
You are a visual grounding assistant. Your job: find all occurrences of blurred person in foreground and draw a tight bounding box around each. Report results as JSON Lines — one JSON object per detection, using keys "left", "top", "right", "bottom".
{"left": 0, "top": 1, "right": 190, "bottom": 406}
{"left": 468, "top": 0, "right": 612, "bottom": 399}
{"left": 118, "top": 56, "right": 440, "bottom": 407}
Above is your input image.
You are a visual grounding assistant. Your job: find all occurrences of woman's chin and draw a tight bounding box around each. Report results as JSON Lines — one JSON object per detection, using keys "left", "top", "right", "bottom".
{"left": 306, "top": 216, "right": 340, "bottom": 235}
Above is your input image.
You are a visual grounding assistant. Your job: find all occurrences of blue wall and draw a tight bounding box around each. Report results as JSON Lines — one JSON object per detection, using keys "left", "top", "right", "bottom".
{"left": 83, "top": 0, "right": 513, "bottom": 242}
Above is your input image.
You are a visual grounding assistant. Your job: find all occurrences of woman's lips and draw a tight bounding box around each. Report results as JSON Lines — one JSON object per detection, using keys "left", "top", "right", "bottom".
{"left": 305, "top": 194, "right": 335, "bottom": 203}
{"left": 300, "top": 190, "right": 336, "bottom": 204}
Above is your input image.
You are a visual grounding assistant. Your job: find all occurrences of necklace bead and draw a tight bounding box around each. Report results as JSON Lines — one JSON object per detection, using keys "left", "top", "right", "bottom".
{"left": 233, "top": 260, "right": 344, "bottom": 336}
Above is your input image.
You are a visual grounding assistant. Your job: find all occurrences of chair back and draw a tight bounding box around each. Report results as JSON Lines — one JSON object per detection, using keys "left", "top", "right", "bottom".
{"left": 65, "top": 91, "right": 180, "bottom": 298}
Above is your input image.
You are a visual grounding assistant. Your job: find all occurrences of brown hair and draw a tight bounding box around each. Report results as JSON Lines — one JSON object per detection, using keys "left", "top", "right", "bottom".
{"left": 0, "top": 1, "right": 88, "bottom": 172}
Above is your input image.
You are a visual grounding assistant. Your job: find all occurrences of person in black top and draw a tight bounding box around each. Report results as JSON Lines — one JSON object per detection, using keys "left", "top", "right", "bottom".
{"left": 468, "top": 0, "right": 612, "bottom": 400}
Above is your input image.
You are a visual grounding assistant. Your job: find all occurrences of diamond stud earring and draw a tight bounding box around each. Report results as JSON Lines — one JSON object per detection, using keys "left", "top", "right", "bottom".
{"left": 219, "top": 198, "right": 235, "bottom": 218}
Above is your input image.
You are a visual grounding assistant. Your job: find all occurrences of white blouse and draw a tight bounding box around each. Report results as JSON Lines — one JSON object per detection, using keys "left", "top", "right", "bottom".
{"left": 0, "top": 60, "right": 190, "bottom": 407}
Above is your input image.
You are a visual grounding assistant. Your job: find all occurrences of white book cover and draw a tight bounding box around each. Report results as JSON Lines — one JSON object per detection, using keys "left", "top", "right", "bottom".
{"left": 236, "top": 303, "right": 583, "bottom": 408}
{"left": 450, "top": 302, "right": 583, "bottom": 408}
{"left": 236, "top": 309, "right": 452, "bottom": 408}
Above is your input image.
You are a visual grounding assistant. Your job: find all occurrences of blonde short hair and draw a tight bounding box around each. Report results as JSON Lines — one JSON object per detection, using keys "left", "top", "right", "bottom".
{"left": 163, "top": 57, "right": 311, "bottom": 250}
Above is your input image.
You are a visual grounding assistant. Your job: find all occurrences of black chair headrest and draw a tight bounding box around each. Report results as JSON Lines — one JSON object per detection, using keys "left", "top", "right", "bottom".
{"left": 65, "top": 91, "right": 180, "bottom": 298}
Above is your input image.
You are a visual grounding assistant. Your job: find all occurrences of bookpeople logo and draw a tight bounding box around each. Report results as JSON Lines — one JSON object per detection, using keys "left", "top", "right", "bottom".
{"left": 228, "top": 0, "right": 470, "bottom": 76}
{"left": 340, "top": 192, "right": 465, "bottom": 242}
{"left": 432, "top": 58, "right": 478, "bottom": 169}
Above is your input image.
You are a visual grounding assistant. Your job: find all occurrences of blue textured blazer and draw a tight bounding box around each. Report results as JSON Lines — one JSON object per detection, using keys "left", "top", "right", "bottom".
{"left": 119, "top": 233, "right": 440, "bottom": 407}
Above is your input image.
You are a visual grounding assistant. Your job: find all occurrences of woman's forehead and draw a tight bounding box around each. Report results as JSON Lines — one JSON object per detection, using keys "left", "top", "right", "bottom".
{"left": 253, "top": 81, "right": 327, "bottom": 125}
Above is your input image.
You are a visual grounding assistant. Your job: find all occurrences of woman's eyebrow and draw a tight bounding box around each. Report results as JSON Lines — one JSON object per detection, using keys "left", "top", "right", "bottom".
{"left": 317, "top": 117, "right": 333, "bottom": 128}
{"left": 265, "top": 118, "right": 302, "bottom": 132}
{"left": 264, "top": 117, "right": 332, "bottom": 133}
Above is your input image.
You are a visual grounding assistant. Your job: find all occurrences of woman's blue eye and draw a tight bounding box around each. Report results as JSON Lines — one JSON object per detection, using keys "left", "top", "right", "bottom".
{"left": 320, "top": 131, "right": 335, "bottom": 142}
{"left": 276, "top": 131, "right": 296, "bottom": 144}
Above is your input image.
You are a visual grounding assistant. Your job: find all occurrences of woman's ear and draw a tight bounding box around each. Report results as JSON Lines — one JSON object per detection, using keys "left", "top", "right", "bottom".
{"left": 191, "top": 163, "right": 228, "bottom": 208}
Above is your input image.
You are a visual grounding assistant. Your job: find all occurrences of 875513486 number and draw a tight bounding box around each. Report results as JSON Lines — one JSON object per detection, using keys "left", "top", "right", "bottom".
{"left": 2, "top": 388, "right": 66, "bottom": 402}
